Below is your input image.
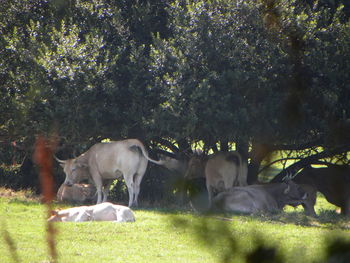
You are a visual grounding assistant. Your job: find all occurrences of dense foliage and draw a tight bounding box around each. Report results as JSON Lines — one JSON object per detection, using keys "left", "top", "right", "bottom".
{"left": 1, "top": 0, "right": 350, "bottom": 190}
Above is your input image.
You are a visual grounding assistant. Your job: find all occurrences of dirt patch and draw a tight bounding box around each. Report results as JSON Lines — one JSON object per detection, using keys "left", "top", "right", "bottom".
{"left": 0, "top": 187, "right": 40, "bottom": 202}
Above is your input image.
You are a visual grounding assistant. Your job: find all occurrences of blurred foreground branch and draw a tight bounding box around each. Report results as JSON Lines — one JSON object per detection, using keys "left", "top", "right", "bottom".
{"left": 33, "top": 136, "right": 58, "bottom": 263}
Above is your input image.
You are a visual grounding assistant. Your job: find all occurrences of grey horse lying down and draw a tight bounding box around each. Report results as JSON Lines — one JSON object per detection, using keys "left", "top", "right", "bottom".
{"left": 48, "top": 202, "right": 135, "bottom": 222}
{"left": 211, "top": 181, "right": 308, "bottom": 214}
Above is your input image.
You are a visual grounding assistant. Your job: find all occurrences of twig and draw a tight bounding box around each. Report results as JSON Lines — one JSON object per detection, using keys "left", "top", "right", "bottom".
{"left": 2, "top": 222, "right": 20, "bottom": 263}
{"left": 33, "top": 136, "right": 58, "bottom": 263}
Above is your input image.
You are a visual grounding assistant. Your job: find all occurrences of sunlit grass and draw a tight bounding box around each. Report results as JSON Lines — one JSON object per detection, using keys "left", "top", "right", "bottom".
{"left": 0, "top": 188, "right": 349, "bottom": 263}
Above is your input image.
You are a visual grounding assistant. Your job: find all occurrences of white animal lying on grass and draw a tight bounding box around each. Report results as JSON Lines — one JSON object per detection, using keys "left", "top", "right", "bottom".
{"left": 48, "top": 202, "right": 135, "bottom": 222}
{"left": 57, "top": 183, "right": 97, "bottom": 204}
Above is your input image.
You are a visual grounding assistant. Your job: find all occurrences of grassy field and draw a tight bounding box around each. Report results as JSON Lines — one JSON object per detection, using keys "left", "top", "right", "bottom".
{"left": 1, "top": 188, "right": 349, "bottom": 263}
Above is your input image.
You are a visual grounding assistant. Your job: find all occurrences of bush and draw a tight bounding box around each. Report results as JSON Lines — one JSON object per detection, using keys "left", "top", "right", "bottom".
{"left": 0, "top": 165, "right": 23, "bottom": 190}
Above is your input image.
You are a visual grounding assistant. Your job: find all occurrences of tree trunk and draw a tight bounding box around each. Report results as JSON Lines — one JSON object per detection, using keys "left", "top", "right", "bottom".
{"left": 248, "top": 161, "right": 260, "bottom": 184}
{"left": 21, "top": 154, "right": 40, "bottom": 193}
{"left": 247, "top": 141, "right": 273, "bottom": 184}
{"left": 220, "top": 140, "right": 228, "bottom": 152}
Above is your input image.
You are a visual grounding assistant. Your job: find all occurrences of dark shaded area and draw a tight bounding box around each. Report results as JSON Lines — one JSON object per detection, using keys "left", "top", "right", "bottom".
{"left": 84, "top": 163, "right": 190, "bottom": 207}
{"left": 324, "top": 237, "right": 350, "bottom": 263}
{"left": 0, "top": 156, "right": 62, "bottom": 195}
{"left": 172, "top": 213, "right": 350, "bottom": 263}
{"left": 293, "top": 165, "right": 350, "bottom": 216}
{"left": 246, "top": 244, "right": 282, "bottom": 263}
{"left": 186, "top": 177, "right": 209, "bottom": 213}
{"left": 138, "top": 164, "right": 189, "bottom": 207}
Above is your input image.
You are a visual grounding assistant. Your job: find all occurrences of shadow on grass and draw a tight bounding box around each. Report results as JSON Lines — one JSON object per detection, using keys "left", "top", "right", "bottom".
{"left": 169, "top": 209, "right": 350, "bottom": 263}
{"left": 160, "top": 205, "right": 350, "bottom": 230}
{"left": 216, "top": 210, "right": 350, "bottom": 230}
{"left": 1, "top": 222, "right": 21, "bottom": 263}
{"left": 170, "top": 212, "right": 284, "bottom": 263}
{"left": 7, "top": 198, "right": 42, "bottom": 206}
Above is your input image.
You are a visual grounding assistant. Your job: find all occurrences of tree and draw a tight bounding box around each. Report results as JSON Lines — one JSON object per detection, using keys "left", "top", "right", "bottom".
{"left": 1, "top": 0, "right": 349, "bottom": 189}
{"left": 150, "top": 0, "right": 350, "bottom": 181}
{"left": 0, "top": 0, "right": 165, "bottom": 153}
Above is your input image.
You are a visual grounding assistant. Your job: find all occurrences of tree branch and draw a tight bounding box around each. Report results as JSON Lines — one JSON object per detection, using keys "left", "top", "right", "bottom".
{"left": 270, "top": 145, "right": 350, "bottom": 182}
{"left": 258, "top": 157, "right": 302, "bottom": 174}
{"left": 151, "top": 137, "right": 180, "bottom": 154}
{"left": 268, "top": 138, "right": 323, "bottom": 152}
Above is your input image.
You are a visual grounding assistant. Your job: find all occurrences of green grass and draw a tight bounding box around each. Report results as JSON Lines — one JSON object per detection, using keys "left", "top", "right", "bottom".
{"left": 0, "top": 189, "right": 349, "bottom": 263}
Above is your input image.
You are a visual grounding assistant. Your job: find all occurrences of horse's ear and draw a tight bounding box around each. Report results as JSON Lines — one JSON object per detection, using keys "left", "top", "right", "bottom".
{"left": 284, "top": 184, "right": 290, "bottom": 194}
{"left": 50, "top": 210, "right": 59, "bottom": 216}
{"left": 193, "top": 148, "right": 203, "bottom": 156}
{"left": 76, "top": 160, "right": 88, "bottom": 168}
{"left": 78, "top": 163, "right": 88, "bottom": 168}
{"left": 282, "top": 170, "right": 292, "bottom": 182}
{"left": 48, "top": 210, "right": 66, "bottom": 222}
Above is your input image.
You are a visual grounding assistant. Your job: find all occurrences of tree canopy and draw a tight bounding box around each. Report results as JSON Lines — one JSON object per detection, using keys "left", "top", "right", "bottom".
{"left": 1, "top": 0, "right": 350, "bottom": 183}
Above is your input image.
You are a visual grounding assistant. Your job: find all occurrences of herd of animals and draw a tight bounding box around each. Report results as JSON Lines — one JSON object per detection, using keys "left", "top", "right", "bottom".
{"left": 50, "top": 138, "right": 350, "bottom": 222}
